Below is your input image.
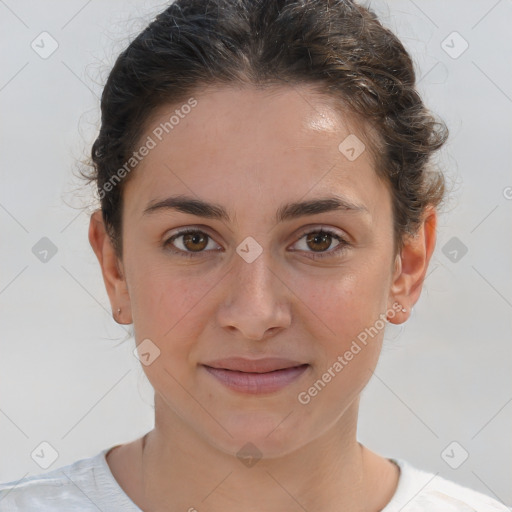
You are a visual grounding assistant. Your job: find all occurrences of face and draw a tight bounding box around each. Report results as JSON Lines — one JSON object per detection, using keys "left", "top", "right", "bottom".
{"left": 97, "top": 85, "right": 419, "bottom": 458}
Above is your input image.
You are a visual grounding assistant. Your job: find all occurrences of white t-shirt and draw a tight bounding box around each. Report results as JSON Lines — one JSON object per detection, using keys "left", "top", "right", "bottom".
{"left": 0, "top": 447, "right": 509, "bottom": 511}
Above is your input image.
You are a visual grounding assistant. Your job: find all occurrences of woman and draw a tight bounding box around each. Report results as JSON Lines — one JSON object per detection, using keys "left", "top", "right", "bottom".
{"left": 0, "top": 0, "right": 508, "bottom": 510}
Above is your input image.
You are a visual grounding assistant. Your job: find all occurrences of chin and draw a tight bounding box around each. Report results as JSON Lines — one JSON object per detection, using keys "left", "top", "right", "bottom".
{"left": 200, "top": 409, "right": 313, "bottom": 460}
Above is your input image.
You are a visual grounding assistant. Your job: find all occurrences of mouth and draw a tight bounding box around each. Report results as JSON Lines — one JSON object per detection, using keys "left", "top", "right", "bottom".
{"left": 201, "top": 358, "right": 310, "bottom": 394}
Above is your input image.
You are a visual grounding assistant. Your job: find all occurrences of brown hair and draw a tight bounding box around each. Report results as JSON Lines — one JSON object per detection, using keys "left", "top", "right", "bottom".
{"left": 84, "top": 0, "right": 448, "bottom": 257}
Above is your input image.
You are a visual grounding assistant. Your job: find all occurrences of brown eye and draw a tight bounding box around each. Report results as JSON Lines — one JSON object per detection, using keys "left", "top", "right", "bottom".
{"left": 164, "top": 229, "right": 221, "bottom": 257}
{"left": 292, "top": 228, "right": 350, "bottom": 260}
{"left": 305, "top": 232, "right": 333, "bottom": 252}
{"left": 181, "top": 232, "right": 209, "bottom": 252}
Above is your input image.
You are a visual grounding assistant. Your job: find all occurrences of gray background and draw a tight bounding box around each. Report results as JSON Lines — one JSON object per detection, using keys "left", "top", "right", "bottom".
{"left": 0, "top": 0, "right": 511, "bottom": 507}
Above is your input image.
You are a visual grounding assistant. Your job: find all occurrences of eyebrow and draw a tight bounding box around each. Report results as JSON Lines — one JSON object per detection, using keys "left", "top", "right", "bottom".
{"left": 143, "top": 194, "right": 369, "bottom": 224}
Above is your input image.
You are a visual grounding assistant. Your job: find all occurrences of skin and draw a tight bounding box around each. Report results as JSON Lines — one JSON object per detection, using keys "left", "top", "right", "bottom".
{"left": 89, "top": 84, "right": 437, "bottom": 512}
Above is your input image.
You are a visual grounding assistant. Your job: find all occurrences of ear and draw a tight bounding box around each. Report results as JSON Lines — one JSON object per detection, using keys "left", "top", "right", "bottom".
{"left": 387, "top": 205, "right": 437, "bottom": 324}
{"left": 88, "top": 210, "right": 132, "bottom": 324}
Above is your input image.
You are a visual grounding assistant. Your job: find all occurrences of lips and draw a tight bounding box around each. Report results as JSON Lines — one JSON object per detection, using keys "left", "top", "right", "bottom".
{"left": 203, "top": 357, "right": 306, "bottom": 373}
{"left": 201, "top": 357, "right": 309, "bottom": 394}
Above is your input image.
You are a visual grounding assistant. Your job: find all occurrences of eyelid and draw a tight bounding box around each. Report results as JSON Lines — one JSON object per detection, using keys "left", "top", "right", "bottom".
{"left": 293, "top": 224, "right": 347, "bottom": 241}
{"left": 164, "top": 225, "right": 221, "bottom": 243}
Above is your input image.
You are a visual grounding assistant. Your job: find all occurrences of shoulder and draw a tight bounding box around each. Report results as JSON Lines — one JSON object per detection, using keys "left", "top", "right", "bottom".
{"left": 0, "top": 447, "right": 139, "bottom": 512}
{"left": 383, "top": 458, "right": 512, "bottom": 512}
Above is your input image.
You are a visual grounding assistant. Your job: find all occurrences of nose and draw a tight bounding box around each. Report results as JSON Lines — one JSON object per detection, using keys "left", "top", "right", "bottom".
{"left": 216, "top": 247, "right": 292, "bottom": 341}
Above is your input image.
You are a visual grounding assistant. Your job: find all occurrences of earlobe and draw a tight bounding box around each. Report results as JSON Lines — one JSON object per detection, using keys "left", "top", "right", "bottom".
{"left": 88, "top": 210, "right": 133, "bottom": 324}
{"left": 387, "top": 206, "right": 437, "bottom": 324}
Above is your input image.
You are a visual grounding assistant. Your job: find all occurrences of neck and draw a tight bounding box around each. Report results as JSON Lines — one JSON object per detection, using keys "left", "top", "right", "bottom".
{"left": 131, "top": 395, "right": 398, "bottom": 512}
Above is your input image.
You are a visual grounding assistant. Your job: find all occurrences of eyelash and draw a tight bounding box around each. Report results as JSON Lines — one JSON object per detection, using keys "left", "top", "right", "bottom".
{"left": 163, "top": 227, "right": 350, "bottom": 260}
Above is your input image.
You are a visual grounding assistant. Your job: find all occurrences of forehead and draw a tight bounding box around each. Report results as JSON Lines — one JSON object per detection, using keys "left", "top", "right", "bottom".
{"left": 123, "top": 84, "right": 389, "bottom": 221}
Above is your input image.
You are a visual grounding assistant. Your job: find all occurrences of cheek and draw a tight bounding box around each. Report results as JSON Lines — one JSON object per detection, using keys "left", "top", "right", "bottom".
{"left": 293, "top": 266, "right": 389, "bottom": 412}
{"left": 127, "top": 263, "right": 219, "bottom": 359}
{"left": 290, "top": 262, "right": 389, "bottom": 342}
{"left": 129, "top": 269, "right": 211, "bottom": 391}
{"left": 129, "top": 269, "right": 171, "bottom": 333}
